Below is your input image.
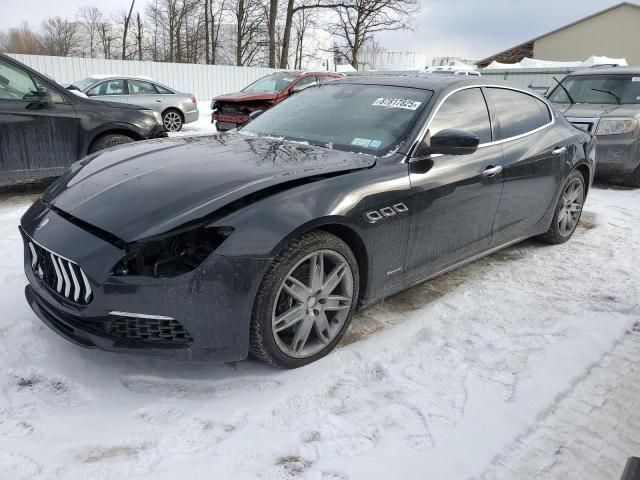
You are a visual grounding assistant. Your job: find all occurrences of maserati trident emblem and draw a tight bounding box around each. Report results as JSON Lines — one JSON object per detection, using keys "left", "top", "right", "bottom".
{"left": 35, "top": 217, "right": 50, "bottom": 231}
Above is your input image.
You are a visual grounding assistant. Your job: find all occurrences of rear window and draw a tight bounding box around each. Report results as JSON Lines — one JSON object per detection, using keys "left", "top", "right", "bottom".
{"left": 485, "top": 88, "right": 551, "bottom": 140}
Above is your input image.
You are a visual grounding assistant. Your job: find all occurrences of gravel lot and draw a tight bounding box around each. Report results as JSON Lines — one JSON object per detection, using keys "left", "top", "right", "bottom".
{"left": 0, "top": 178, "right": 638, "bottom": 480}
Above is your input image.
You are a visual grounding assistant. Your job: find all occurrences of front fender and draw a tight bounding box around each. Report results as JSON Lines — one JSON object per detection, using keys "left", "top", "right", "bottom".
{"left": 212, "top": 158, "right": 412, "bottom": 303}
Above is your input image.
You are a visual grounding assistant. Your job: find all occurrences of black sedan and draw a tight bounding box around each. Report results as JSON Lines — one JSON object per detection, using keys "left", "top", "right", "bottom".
{"left": 0, "top": 53, "right": 166, "bottom": 186}
{"left": 20, "top": 76, "right": 595, "bottom": 368}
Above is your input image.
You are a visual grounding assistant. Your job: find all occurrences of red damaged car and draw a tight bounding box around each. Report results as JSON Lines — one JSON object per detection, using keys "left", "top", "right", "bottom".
{"left": 211, "top": 71, "right": 344, "bottom": 131}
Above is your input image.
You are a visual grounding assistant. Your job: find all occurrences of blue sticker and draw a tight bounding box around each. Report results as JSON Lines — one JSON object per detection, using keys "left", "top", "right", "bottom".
{"left": 369, "top": 140, "right": 382, "bottom": 148}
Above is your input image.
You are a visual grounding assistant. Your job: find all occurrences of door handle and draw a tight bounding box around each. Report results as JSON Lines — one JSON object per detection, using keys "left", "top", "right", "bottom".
{"left": 482, "top": 165, "right": 503, "bottom": 177}
{"left": 552, "top": 146, "right": 567, "bottom": 155}
{"left": 155, "top": 99, "right": 162, "bottom": 102}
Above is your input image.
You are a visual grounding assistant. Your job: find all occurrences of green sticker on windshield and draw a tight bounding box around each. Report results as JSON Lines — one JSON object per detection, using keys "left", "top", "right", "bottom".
{"left": 351, "top": 138, "right": 373, "bottom": 147}
{"left": 351, "top": 138, "right": 384, "bottom": 149}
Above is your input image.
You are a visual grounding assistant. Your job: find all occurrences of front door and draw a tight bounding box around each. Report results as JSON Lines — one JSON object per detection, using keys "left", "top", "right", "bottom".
{"left": 0, "top": 57, "right": 79, "bottom": 183}
{"left": 405, "top": 87, "right": 504, "bottom": 280}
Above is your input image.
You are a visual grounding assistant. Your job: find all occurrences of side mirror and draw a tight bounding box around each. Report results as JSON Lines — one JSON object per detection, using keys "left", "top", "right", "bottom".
{"left": 36, "top": 86, "right": 53, "bottom": 106}
{"left": 249, "top": 110, "right": 264, "bottom": 120}
{"left": 414, "top": 129, "right": 480, "bottom": 158}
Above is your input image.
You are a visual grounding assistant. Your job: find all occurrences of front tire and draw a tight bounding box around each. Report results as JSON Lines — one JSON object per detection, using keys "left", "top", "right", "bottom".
{"left": 624, "top": 163, "right": 640, "bottom": 188}
{"left": 537, "top": 170, "right": 586, "bottom": 244}
{"left": 249, "top": 231, "right": 359, "bottom": 368}
{"left": 89, "top": 133, "right": 134, "bottom": 153}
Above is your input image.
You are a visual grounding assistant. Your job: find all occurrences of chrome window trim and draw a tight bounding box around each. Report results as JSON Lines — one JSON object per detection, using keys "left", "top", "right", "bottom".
{"left": 411, "top": 84, "right": 555, "bottom": 155}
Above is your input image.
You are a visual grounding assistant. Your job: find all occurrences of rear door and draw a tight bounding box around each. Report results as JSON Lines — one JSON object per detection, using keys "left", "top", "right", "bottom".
{"left": 126, "top": 79, "right": 161, "bottom": 110}
{"left": 484, "top": 87, "right": 568, "bottom": 244}
{"left": 0, "top": 57, "right": 79, "bottom": 183}
{"left": 406, "top": 87, "right": 504, "bottom": 279}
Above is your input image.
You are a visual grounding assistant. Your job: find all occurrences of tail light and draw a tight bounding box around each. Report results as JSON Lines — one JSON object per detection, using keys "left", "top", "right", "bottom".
{"left": 191, "top": 97, "right": 197, "bottom": 104}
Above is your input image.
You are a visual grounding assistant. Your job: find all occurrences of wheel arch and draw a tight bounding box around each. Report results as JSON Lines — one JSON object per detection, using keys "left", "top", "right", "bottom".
{"left": 162, "top": 106, "right": 184, "bottom": 120}
{"left": 263, "top": 218, "right": 371, "bottom": 306}
{"left": 87, "top": 128, "right": 142, "bottom": 153}
{"left": 574, "top": 163, "right": 591, "bottom": 194}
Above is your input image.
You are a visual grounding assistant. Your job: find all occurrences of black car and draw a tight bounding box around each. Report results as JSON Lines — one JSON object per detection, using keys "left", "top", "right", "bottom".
{"left": 0, "top": 54, "right": 166, "bottom": 186}
{"left": 20, "top": 76, "right": 595, "bottom": 368}
{"left": 547, "top": 66, "right": 640, "bottom": 187}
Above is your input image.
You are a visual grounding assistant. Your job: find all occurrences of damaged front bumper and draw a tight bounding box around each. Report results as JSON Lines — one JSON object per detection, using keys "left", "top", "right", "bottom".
{"left": 20, "top": 204, "right": 272, "bottom": 363}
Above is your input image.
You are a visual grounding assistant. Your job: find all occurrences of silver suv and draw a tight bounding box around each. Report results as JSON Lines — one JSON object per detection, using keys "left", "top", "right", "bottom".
{"left": 69, "top": 75, "right": 199, "bottom": 132}
{"left": 548, "top": 66, "right": 640, "bottom": 187}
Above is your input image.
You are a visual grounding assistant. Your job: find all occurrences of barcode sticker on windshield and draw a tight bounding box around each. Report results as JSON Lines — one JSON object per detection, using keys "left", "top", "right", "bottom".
{"left": 372, "top": 98, "right": 422, "bottom": 110}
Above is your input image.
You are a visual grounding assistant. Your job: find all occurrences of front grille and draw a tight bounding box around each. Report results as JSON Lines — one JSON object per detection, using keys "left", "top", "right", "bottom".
{"left": 106, "top": 316, "right": 193, "bottom": 343}
{"left": 26, "top": 238, "right": 93, "bottom": 305}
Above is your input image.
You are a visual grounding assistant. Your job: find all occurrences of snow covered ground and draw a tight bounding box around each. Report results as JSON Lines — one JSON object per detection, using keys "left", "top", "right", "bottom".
{"left": 1, "top": 184, "right": 639, "bottom": 480}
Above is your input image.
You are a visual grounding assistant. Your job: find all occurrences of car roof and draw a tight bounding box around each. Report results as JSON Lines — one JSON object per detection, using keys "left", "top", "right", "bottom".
{"left": 271, "top": 71, "right": 343, "bottom": 77}
{"left": 332, "top": 74, "right": 518, "bottom": 92}
{"left": 86, "top": 74, "right": 158, "bottom": 81}
{"left": 569, "top": 66, "right": 640, "bottom": 76}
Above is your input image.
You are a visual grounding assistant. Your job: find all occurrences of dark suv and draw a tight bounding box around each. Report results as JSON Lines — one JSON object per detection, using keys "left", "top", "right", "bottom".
{"left": 547, "top": 66, "right": 640, "bottom": 186}
{"left": 0, "top": 54, "right": 166, "bottom": 186}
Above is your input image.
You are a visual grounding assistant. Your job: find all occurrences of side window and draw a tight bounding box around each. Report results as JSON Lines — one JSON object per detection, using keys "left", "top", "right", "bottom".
{"left": 87, "top": 79, "right": 125, "bottom": 96}
{"left": 428, "top": 88, "right": 492, "bottom": 144}
{"left": 292, "top": 76, "right": 317, "bottom": 92}
{"left": 485, "top": 88, "right": 551, "bottom": 140}
{"left": 128, "top": 80, "right": 159, "bottom": 95}
{"left": 154, "top": 84, "right": 173, "bottom": 94}
{"left": 0, "top": 59, "right": 38, "bottom": 101}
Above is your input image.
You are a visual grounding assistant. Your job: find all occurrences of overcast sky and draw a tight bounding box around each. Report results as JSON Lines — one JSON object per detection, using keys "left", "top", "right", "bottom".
{"left": 0, "top": 0, "right": 623, "bottom": 59}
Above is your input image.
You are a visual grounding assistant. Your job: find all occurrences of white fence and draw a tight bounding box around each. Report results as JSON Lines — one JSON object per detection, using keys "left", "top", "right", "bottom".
{"left": 7, "top": 54, "right": 279, "bottom": 101}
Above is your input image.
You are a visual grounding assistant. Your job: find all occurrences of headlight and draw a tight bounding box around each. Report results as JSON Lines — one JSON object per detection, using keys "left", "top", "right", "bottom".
{"left": 595, "top": 118, "right": 638, "bottom": 136}
{"left": 143, "top": 110, "right": 162, "bottom": 126}
{"left": 112, "top": 226, "right": 234, "bottom": 278}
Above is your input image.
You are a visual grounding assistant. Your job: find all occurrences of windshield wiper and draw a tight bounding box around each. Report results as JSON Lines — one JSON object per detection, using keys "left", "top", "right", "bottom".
{"left": 591, "top": 88, "right": 622, "bottom": 105}
{"left": 553, "top": 76, "right": 575, "bottom": 104}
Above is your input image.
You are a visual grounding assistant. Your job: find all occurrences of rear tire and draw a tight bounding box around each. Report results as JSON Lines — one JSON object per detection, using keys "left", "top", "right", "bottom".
{"left": 249, "top": 231, "right": 359, "bottom": 368}
{"left": 537, "top": 170, "right": 586, "bottom": 244}
{"left": 162, "top": 109, "right": 183, "bottom": 132}
{"left": 89, "top": 134, "right": 134, "bottom": 153}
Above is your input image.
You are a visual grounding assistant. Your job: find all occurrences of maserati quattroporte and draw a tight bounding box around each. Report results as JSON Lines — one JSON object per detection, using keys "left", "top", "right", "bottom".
{"left": 21, "top": 76, "right": 595, "bottom": 368}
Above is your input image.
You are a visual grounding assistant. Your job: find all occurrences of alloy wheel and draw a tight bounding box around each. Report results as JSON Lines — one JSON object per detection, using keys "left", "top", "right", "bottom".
{"left": 558, "top": 177, "right": 584, "bottom": 236}
{"left": 163, "top": 111, "right": 183, "bottom": 131}
{"left": 272, "top": 249, "right": 354, "bottom": 358}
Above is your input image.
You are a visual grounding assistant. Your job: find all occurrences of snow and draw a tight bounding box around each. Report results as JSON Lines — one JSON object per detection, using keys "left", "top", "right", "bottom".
{"left": 484, "top": 56, "right": 628, "bottom": 70}
{"left": 1, "top": 179, "right": 639, "bottom": 479}
{"left": 170, "top": 102, "right": 217, "bottom": 137}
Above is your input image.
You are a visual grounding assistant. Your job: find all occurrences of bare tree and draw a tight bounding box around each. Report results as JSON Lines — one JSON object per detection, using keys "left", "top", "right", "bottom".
{"left": 0, "top": 22, "right": 42, "bottom": 54}
{"left": 279, "top": 0, "right": 346, "bottom": 69}
{"left": 98, "top": 22, "right": 116, "bottom": 59}
{"left": 230, "top": 0, "right": 265, "bottom": 66}
{"left": 268, "top": 0, "right": 278, "bottom": 67}
{"left": 121, "top": 0, "right": 136, "bottom": 59}
{"left": 208, "top": 0, "right": 227, "bottom": 64}
{"left": 40, "top": 17, "right": 80, "bottom": 56}
{"left": 331, "top": 0, "right": 418, "bottom": 69}
{"left": 77, "top": 6, "right": 103, "bottom": 57}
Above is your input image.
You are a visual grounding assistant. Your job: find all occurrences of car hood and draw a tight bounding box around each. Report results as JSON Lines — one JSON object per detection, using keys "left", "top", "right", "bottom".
{"left": 555, "top": 103, "right": 640, "bottom": 118}
{"left": 213, "top": 91, "right": 280, "bottom": 103}
{"left": 44, "top": 134, "right": 375, "bottom": 242}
